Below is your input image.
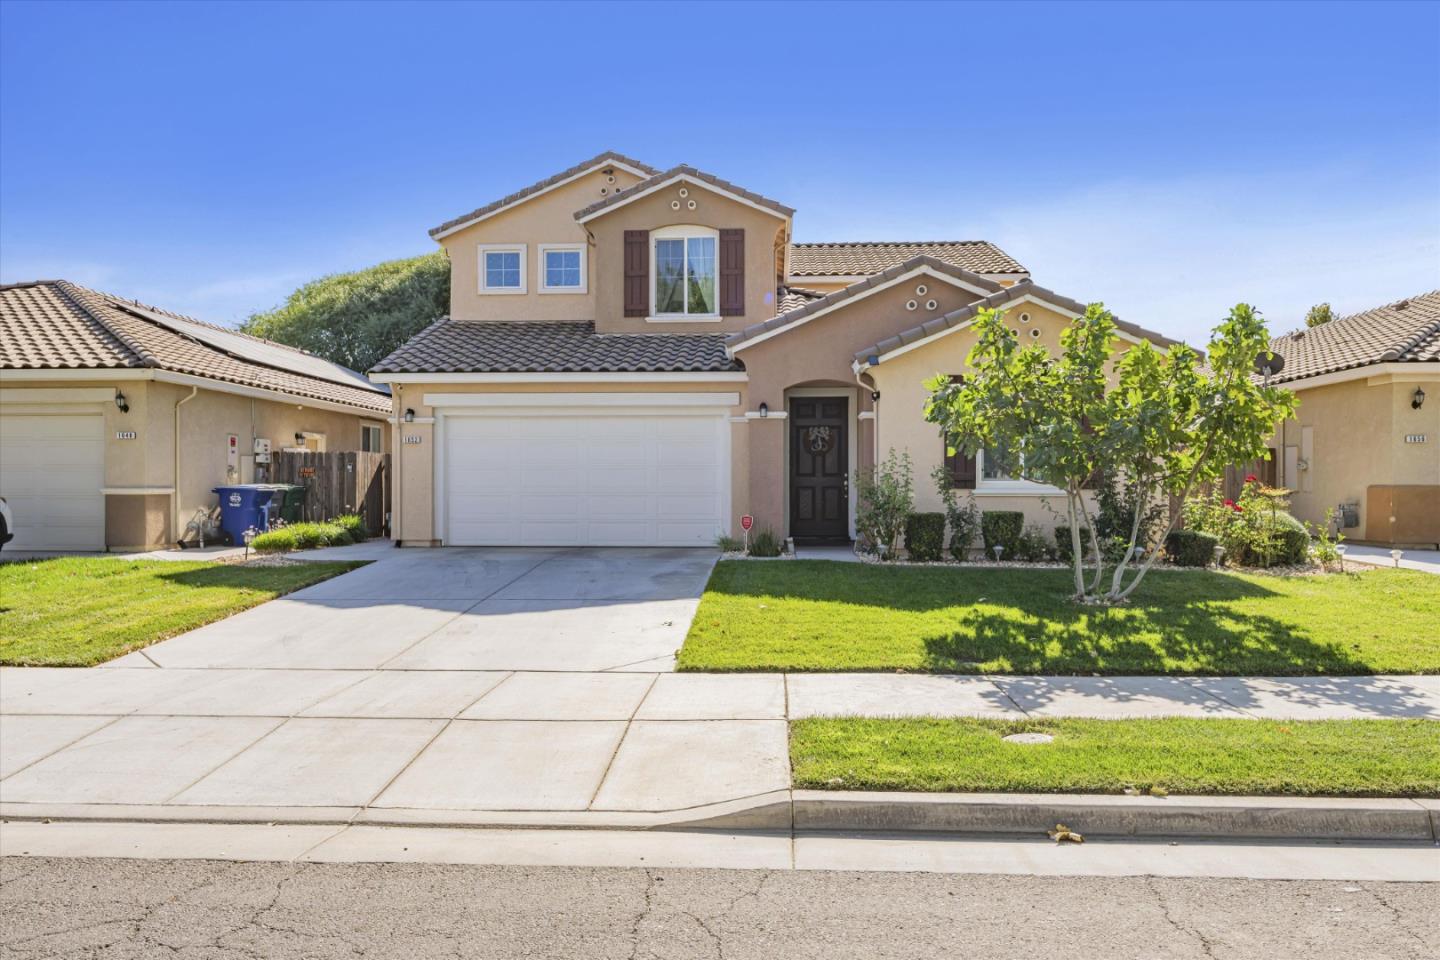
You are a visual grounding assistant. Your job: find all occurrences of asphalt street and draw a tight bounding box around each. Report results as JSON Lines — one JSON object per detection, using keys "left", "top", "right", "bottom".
{"left": 2, "top": 857, "right": 1435, "bottom": 959}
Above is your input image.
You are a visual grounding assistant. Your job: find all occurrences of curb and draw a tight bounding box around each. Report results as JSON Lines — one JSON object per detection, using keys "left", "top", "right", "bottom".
{"left": 5, "top": 793, "right": 1436, "bottom": 843}
{"left": 791, "top": 791, "right": 1440, "bottom": 842}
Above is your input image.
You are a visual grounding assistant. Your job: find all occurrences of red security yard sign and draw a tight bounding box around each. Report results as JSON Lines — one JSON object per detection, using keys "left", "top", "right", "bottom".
{"left": 740, "top": 515, "right": 753, "bottom": 531}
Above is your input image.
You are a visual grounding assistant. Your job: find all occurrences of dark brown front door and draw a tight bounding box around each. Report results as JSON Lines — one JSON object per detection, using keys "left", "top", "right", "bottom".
{"left": 790, "top": 396, "right": 849, "bottom": 540}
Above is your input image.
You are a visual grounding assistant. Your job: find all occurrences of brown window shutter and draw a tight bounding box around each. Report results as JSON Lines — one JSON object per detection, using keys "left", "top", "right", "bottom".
{"left": 943, "top": 374, "right": 976, "bottom": 488}
{"left": 719, "top": 228, "right": 744, "bottom": 316}
{"left": 624, "top": 230, "right": 648, "bottom": 317}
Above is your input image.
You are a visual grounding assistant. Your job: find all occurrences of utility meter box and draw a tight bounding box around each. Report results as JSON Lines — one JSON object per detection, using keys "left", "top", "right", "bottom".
{"left": 253, "top": 438, "right": 271, "bottom": 464}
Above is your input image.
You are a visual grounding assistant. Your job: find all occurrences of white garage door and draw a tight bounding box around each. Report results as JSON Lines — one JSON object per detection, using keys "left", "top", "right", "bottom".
{"left": 441, "top": 410, "right": 728, "bottom": 546}
{"left": 0, "top": 414, "right": 106, "bottom": 550}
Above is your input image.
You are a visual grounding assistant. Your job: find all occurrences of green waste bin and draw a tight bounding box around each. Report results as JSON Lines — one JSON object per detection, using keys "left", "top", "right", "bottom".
{"left": 260, "top": 484, "right": 306, "bottom": 524}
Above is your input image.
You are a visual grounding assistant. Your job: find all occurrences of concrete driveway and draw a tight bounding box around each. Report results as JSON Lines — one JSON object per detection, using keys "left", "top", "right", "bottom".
{"left": 0, "top": 547, "right": 794, "bottom": 826}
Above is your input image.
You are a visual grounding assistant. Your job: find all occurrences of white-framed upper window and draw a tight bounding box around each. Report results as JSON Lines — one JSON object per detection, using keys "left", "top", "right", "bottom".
{"left": 538, "top": 243, "right": 587, "bottom": 294}
{"left": 651, "top": 225, "right": 718, "bottom": 320}
{"left": 360, "top": 423, "right": 383, "bottom": 452}
{"left": 478, "top": 243, "right": 527, "bottom": 294}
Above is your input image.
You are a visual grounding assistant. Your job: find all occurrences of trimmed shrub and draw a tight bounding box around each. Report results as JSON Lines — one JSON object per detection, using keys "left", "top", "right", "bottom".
{"left": 1053, "top": 525, "right": 1094, "bottom": 563}
{"left": 716, "top": 534, "right": 746, "bottom": 552}
{"left": 275, "top": 522, "right": 353, "bottom": 551}
{"left": 904, "top": 512, "right": 946, "bottom": 562}
{"left": 748, "top": 527, "right": 783, "bottom": 558}
{"left": 1165, "top": 529, "right": 1219, "bottom": 567}
{"left": 331, "top": 514, "right": 367, "bottom": 542}
{"left": 980, "top": 511, "right": 1024, "bottom": 559}
{"left": 1268, "top": 512, "right": 1310, "bottom": 566}
{"left": 1014, "top": 523, "right": 1053, "bottom": 562}
{"left": 250, "top": 528, "right": 298, "bottom": 554}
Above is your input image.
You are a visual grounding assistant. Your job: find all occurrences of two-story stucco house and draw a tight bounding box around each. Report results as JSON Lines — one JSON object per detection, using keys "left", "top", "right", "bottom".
{"left": 371, "top": 151, "right": 1181, "bottom": 548}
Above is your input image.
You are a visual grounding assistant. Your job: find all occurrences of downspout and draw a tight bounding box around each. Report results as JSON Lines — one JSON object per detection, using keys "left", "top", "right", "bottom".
{"left": 172, "top": 385, "right": 198, "bottom": 543}
{"left": 854, "top": 361, "right": 879, "bottom": 466}
{"left": 393, "top": 385, "right": 402, "bottom": 545}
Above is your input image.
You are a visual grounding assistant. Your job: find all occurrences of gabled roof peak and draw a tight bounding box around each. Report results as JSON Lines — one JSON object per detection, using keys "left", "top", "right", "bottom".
{"left": 429, "top": 150, "right": 659, "bottom": 239}
{"left": 574, "top": 164, "right": 795, "bottom": 223}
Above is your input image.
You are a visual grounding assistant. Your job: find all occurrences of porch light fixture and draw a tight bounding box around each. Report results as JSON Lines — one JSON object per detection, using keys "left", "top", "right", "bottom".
{"left": 114, "top": 390, "right": 129, "bottom": 413}
{"left": 870, "top": 390, "right": 881, "bottom": 403}
{"left": 294, "top": 432, "right": 305, "bottom": 447}
{"left": 758, "top": 402, "right": 768, "bottom": 418}
{"left": 403, "top": 408, "right": 415, "bottom": 422}
{"left": 1413, "top": 387, "right": 1426, "bottom": 410}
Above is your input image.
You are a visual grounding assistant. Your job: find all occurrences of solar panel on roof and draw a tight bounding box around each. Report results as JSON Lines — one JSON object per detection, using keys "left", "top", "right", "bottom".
{"left": 113, "top": 300, "right": 386, "bottom": 394}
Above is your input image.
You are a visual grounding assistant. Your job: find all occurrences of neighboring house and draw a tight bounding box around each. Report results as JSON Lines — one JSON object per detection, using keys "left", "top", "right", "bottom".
{"left": 0, "top": 281, "right": 391, "bottom": 551}
{"left": 371, "top": 150, "right": 1183, "bottom": 548}
{"left": 1261, "top": 291, "right": 1440, "bottom": 547}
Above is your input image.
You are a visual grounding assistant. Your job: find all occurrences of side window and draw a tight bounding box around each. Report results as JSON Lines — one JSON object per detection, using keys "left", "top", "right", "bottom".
{"left": 478, "top": 244, "right": 526, "bottom": 294}
{"left": 539, "top": 243, "right": 586, "bottom": 293}
{"left": 651, "top": 226, "right": 718, "bottom": 318}
{"left": 361, "top": 424, "right": 382, "bottom": 452}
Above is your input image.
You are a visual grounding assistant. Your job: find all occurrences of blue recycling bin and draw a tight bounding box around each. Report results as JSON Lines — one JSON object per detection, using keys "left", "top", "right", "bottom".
{"left": 213, "top": 484, "right": 277, "bottom": 546}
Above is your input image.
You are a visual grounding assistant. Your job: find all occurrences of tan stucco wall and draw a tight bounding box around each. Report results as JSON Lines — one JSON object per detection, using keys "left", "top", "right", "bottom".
{"left": 588, "top": 185, "right": 788, "bottom": 334}
{"left": 868, "top": 301, "right": 1128, "bottom": 536}
{"left": 439, "top": 166, "right": 646, "bottom": 323}
{"left": 387, "top": 380, "right": 748, "bottom": 545}
{"left": 734, "top": 271, "right": 1035, "bottom": 536}
{"left": 1277, "top": 372, "right": 1439, "bottom": 544}
{"left": 0, "top": 378, "right": 387, "bottom": 549}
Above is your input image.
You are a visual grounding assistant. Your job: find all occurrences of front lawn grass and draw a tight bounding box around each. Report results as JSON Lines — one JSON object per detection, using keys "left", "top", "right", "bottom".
{"left": 0, "top": 557, "right": 363, "bottom": 666}
{"left": 677, "top": 560, "right": 1440, "bottom": 675}
{"left": 790, "top": 717, "right": 1440, "bottom": 797}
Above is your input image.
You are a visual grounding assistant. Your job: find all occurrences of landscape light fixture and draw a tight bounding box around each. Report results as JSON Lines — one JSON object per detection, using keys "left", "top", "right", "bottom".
{"left": 114, "top": 390, "right": 129, "bottom": 413}
{"left": 1412, "top": 387, "right": 1425, "bottom": 410}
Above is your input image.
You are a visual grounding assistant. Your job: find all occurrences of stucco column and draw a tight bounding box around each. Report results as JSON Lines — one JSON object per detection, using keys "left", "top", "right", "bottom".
{"left": 746, "top": 417, "right": 787, "bottom": 538}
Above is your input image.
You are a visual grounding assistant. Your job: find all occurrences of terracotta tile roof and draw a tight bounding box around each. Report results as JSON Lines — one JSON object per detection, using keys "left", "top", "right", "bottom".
{"left": 789, "top": 241, "right": 1027, "bottom": 277}
{"left": 574, "top": 165, "right": 795, "bottom": 222}
{"left": 852, "top": 280, "right": 1185, "bottom": 365}
{"left": 0, "top": 280, "right": 392, "bottom": 412}
{"left": 370, "top": 320, "right": 742, "bottom": 374}
{"left": 429, "top": 151, "right": 659, "bottom": 239}
{"left": 727, "top": 256, "right": 1006, "bottom": 351}
{"left": 1267, "top": 290, "right": 1440, "bottom": 384}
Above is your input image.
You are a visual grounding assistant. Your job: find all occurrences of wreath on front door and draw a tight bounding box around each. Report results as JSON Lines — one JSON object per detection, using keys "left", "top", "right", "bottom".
{"left": 805, "top": 425, "right": 835, "bottom": 455}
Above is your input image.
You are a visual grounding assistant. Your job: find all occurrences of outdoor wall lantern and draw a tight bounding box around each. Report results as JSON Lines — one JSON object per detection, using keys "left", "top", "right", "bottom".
{"left": 294, "top": 432, "right": 305, "bottom": 446}
{"left": 114, "top": 390, "right": 129, "bottom": 413}
{"left": 758, "top": 402, "right": 768, "bottom": 418}
{"left": 1413, "top": 387, "right": 1426, "bottom": 410}
{"left": 403, "top": 408, "right": 416, "bottom": 422}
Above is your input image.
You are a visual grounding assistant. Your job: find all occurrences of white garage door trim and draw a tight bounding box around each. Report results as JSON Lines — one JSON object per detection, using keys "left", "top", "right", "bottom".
{"left": 434, "top": 393, "right": 735, "bottom": 547}
{"left": 0, "top": 413, "right": 106, "bottom": 551}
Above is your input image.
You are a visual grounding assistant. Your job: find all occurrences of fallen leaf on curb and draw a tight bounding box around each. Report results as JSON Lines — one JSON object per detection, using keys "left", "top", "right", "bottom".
{"left": 1149, "top": 786, "right": 1169, "bottom": 798}
{"left": 1122, "top": 786, "right": 1141, "bottom": 796}
{"left": 1048, "top": 823, "right": 1084, "bottom": 843}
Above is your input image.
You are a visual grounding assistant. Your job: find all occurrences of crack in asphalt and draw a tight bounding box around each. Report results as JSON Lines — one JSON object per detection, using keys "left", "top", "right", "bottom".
{"left": 1144, "top": 875, "right": 1219, "bottom": 959}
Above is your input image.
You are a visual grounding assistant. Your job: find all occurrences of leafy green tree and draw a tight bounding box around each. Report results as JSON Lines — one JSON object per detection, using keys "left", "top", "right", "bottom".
{"left": 241, "top": 251, "right": 449, "bottom": 372}
{"left": 925, "top": 303, "right": 1296, "bottom": 603}
{"left": 1305, "top": 303, "right": 1336, "bottom": 327}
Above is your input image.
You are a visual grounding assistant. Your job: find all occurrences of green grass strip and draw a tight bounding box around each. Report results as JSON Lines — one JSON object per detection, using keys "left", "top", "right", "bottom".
{"left": 790, "top": 717, "right": 1440, "bottom": 797}
{"left": 679, "top": 560, "right": 1440, "bottom": 675}
{"left": 0, "top": 557, "right": 364, "bottom": 666}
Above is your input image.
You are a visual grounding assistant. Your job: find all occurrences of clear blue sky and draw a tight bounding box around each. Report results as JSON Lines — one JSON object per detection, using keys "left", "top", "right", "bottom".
{"left": 2, "top": 0, "right": 1437, "bottom": 344}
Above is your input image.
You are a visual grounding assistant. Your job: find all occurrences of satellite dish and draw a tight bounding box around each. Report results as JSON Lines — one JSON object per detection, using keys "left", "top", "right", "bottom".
{"left": 1254, "top": 350, "right": 1285, "bottom": 378}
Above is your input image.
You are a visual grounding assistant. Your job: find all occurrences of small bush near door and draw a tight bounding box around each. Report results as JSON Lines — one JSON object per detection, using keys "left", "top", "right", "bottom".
{"left": 903, "top": 513, "right": 946, "bottom": 562}
{"left": 980, "top": 511, "right": 1024, "bottom": 559}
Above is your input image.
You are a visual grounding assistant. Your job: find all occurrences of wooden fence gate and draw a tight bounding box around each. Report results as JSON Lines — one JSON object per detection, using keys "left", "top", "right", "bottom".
{"left": 269, "top": 451, "right": 390, "bottom": 536}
